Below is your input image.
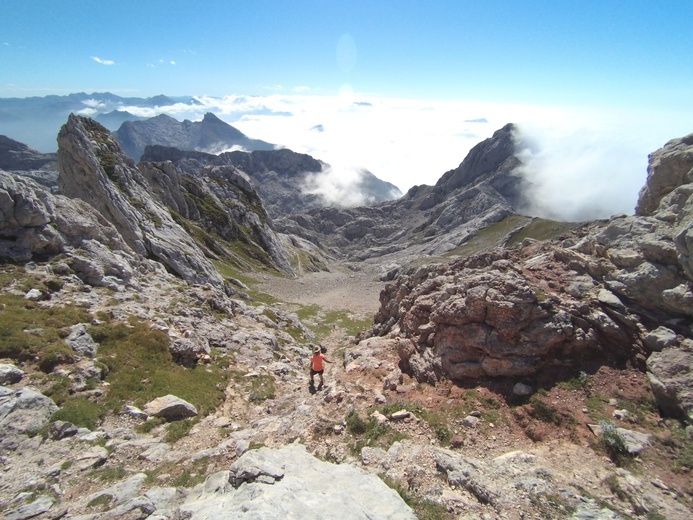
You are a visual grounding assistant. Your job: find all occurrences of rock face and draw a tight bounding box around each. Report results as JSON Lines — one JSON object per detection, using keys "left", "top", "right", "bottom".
{"left": 180, "top": 444, "right": 416, "bottom": 519}
{"left": 0, "top": 169, "right": 147, "bottom": 287}
{"left": 57, "top": 114, "right": 224, "bottom": 285}
{"left": 114, "top": 112, "right": 275, "bottom": 161}
{"left": 370, "top": 131, "right": 693, "bottom": 421}
{"left": 141, "top": 144, "right": 402, "bottom": 218}
{"left": 277, "top": 123, "right": 524, "bottom": 261}
{"left": 137, "top": 159, "right": 293, "bottom": 274}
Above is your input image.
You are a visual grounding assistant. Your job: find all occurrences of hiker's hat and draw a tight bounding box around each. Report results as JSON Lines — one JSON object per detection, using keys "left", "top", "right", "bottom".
{"left": 313, "top": 345, "right": 321, "bottom": 354}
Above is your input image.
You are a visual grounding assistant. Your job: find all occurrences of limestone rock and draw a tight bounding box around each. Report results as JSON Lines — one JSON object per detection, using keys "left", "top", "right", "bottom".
{"left": 647, "top": 347, "right": 693, "bottom": 423}
{"left": 0, "top": 386, "right": 58, "bottom": 442}
{"left": 143, "top": 394, "right": 198, "bottom": 421}
{"left": 179, "top": 444, "right": 416, "bottom": 519}
{"left": 65, "top": 323, "right": 97, "bottom": 357}
{"left": 0, "top": 364, "right": 24, "bottom": 385}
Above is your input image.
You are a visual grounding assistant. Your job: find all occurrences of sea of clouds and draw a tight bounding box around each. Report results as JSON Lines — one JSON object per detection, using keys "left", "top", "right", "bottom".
{"left": 98, "top": 92, "right": 689, "bottom": 222}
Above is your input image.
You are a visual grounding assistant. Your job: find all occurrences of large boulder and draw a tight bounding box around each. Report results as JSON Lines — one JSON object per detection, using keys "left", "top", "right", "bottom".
{"left": 647, "top": 347, "right": 693, "bottom": 423}
{"left": 143, "top": 394, "right": 198, "bottom": 421}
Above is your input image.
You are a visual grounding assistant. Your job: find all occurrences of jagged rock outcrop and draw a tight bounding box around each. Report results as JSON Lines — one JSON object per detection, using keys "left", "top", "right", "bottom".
{"left": 137, "top": 159, "right": 293, "bottom": 274}
{"left": 0, "top": 170, "right": 148, "bottom": 287}
{"left": 276, "top": 123, "right": 524, "bottom": 261}
{"left": 141, "top": 145, "right": 402, "bottom": 218}
{"left": 369, "top": 131, "right": 693, "bottom": 422}
{"left": 114, "top": 112, "right": 275, "bottom": 161}
{"left": 57, "top": 114, "right": 224, "bottom": 285}
{"left": 0, "top": 135, "right": 58, "bottom": 189}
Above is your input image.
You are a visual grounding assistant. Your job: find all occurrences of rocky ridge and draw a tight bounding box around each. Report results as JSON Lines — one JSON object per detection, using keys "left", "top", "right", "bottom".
{"left": 0, "top": 121, "right": 692, "bottom": 519}
{"left": 366, "top": 131, "right": 693, "bottom": 424}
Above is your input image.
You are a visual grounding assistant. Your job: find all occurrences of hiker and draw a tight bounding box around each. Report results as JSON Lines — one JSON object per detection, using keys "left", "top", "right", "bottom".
{"left": 309, "top": 344, "right": 332, "bottom": 389}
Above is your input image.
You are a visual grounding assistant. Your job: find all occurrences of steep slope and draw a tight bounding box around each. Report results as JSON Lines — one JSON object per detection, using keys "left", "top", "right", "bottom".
{"left": 114, "top": 112, "right": 275, "bottom": 160}
{"left": 141, "top": 145, "right": 402, "bottom": 218}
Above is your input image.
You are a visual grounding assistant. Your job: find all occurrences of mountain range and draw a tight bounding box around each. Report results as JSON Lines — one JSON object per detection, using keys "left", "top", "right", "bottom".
{"left": 0, "top": 108, "right": 691, "bottom": 519}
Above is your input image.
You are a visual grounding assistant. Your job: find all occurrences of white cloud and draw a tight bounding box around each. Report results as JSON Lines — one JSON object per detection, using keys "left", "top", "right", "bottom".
{"left": 91, "top": 56, "right": 115, "bottom": 65}
{"left": 301, "top": 165, "right": 373, "bottom": 207}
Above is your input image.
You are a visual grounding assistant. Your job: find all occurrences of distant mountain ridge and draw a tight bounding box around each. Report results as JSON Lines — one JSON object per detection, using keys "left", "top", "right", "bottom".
{"left": 0, "top": 91, "right": 202, "bottom": 152}
{"left": 114, "top": 112, "right": 275, "bottom": 161}
{"left": 141, "top": 144, "right": 402, "bottom": 217}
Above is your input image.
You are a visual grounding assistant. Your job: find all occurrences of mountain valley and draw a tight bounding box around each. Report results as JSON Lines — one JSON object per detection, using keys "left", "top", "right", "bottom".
{"left": 0, "top": 112, "right": 692, "bottom": 520}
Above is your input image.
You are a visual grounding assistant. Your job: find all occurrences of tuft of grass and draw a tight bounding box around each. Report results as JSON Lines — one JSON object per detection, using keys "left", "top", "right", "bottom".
{"left": 164, "top": 418, "right": 198, "bottom": 444}
{"left": 598, "top": 421, "right": 632, "bottom": 466}
{"left": 529, "top": 395, "right": 562, "bottom": 425}
{"left": 51, "top": 397, "right": 107, "bottom": 431}
{"left": 382, "top": 476, "right": 452, "bottom": 520}
{"left": 346, "top": 410, "right": 408, "bottom": 454}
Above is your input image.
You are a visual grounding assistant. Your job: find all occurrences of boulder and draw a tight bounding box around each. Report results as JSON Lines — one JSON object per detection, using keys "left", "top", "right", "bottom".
{"left": 647, "top": 347, "right": 693, "bottom": 423}
{"left": 0, "top": 364, "right": 24, "bottom": 385}
{"left": 143, "top": 394, "right": 198, "bottom": 421}
{"left": 0, "top": 386, "right": 58, "bottom": 441}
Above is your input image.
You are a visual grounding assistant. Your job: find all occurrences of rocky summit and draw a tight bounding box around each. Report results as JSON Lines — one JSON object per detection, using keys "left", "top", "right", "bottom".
{"left": 0, "top": 117, "right": 692, "bottom": 520}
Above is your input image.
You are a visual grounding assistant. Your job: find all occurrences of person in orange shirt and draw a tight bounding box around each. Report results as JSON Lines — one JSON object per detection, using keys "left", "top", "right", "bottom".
{"left": 309, "top": 344, "right": 332, "bottom": 389}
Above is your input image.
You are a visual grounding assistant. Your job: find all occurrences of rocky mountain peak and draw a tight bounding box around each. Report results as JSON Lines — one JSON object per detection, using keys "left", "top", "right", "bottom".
{"left": 436, "top": 122, "right": 518, "bottom": 193}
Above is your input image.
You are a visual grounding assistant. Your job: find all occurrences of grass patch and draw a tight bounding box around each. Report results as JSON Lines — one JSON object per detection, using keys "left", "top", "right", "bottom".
{"left": 89, "top": 465, "right": 127, "bottom": 483}
{"left": 0, "top": 288, "right": 90, "bottom": 367}
{"left": 529, "top": 396, "right": 562, "bottom": 425}
{"left": 92, "top": 316, "right": 228, "bottom": 417}
{"left": 164, "top": 418, "right": 198, "bottom": 444}
{"left": 598, "top": 421, "right": 633, "bottom": 466}
{"left": 51, "top": 397, "right": 107, "bottom": 431}
{"left": 346, "top": 410, "right": 408, "bottom": 454}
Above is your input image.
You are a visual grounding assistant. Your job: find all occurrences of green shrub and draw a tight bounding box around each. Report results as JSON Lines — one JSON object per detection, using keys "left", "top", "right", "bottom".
{"left": 599, "top": 421, "right": 631, "bottom": 465}
{"left": 165, "top": 418, "right": 197, "bottom": 444}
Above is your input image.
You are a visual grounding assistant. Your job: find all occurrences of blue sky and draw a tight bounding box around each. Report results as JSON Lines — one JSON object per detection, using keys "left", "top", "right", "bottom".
{"left": 2, "top": 0, "right": 691, "bottom": 107}
{"left": 1, "top": 1, "right": 692, "bottom": 219}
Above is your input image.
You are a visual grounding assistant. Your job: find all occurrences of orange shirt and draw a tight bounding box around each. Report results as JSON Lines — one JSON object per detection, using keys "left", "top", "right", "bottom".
{"left": 311, "top": 353, "right": 324, "bottom": 371}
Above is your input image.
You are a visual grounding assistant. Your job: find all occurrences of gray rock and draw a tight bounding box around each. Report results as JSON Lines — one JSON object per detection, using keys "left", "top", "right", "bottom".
{"left": 513, "top": 382, "right": 533, "bottom": 396}
{"left": 74, "top": 446, "right": 109, "bottom": 471}
{"left": 180, "top": 444, "right": 416, "bottom": 519}
{"left": 229, "top": 447, "right": 286, "bottom": 488}
{"left": 50, "top": 420, "right": 78, "bottom": 440}
{"left": 0, "top": 364, "right": 24, "bottom": 385}
{"left": 0, "top": 386, "right": 58, "bottom": 441}
{"left": 643, "top": 326, "right": 678, "bottom": 352}
{"left": 4, "top": 495, "right": 54, "bottom": 520}
{"left": 143, "top": 394, "right": 198, "bottom": 421}
{"left": 65, "top": 323, "right": 98, "bottom": 357}
{"left": 647, "top": 347, "right": 693, "bottom": 423}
